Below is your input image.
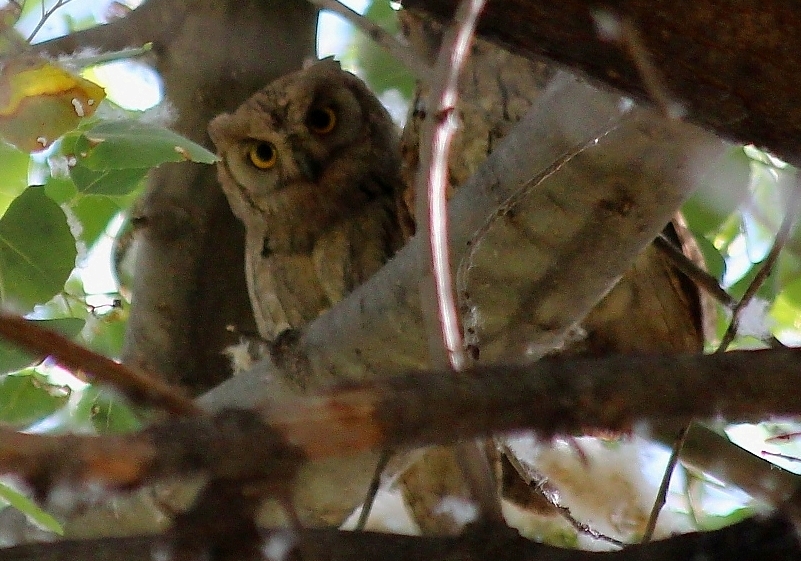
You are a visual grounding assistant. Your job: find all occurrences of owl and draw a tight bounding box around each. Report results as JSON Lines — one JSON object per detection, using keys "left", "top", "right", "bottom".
{"left": 208, "top": 59, "right": 409, "bottom": 344}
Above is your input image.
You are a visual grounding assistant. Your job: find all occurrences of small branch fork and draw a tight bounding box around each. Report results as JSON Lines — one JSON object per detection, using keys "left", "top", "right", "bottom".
{"left": 716, "top": 181, "right": 801, "bottom": 353}
{"left": 653, "top": 235, "right": 787, "bottom": 349}
{"left": 27, "top": 0, "right": 73, "bottom": 43}
{"left": 500, "top": 444, "right": 626, "bottom": 547}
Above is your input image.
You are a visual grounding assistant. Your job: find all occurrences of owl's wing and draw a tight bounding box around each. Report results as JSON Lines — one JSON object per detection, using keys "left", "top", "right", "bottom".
{"left": 311, "top": 197, "right": 402, "bottom": 306}
{"left": 244, "top": 232, "right": 329, "bottom": 340}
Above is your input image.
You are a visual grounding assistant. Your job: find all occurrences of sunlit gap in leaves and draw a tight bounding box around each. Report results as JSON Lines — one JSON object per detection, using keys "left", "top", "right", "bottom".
{"left": 685, "top": 144, "right": 801, "bottom": 514}
{"left": 317, "top": 0, "right": 411, "bottom": 126}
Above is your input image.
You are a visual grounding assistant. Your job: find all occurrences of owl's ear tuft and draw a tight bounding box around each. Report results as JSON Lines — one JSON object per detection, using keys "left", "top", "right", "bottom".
{"left": 208, "top": 113, "right": 234, "bottom": 149}
{"left": 305, "top": 56, "right": 341, "bottom": 73}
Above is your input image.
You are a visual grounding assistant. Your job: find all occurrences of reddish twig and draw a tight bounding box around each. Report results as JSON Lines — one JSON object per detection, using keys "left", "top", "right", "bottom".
{"left": 411, "top": 0, "right": 503, "bottom": 525}
{"left": 0, "top": 313, "right": 198, "bottom": 416}
{"left": 414, "top": 0, "right": 486, "bottom": 371}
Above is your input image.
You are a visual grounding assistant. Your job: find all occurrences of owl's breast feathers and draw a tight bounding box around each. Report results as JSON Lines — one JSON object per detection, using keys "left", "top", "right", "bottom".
{"left": 246, "top": 191, "right": 405, "bottom": 340}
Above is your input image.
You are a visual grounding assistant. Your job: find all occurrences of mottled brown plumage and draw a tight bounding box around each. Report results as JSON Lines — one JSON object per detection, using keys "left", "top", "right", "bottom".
{"left": 208, "top": 60, "right": 408, "bottom": 341}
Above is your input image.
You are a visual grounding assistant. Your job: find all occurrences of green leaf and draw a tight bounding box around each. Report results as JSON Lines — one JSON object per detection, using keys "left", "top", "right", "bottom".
{"left": 0, "top": 187, "right": 77, "bottom": 312}
{"left": 43, "top": 175, "right": 78, "bottom": 205}
{"left": 77, "top": 120, "right": 218, "bottom": 169}
{"left": 0, "top": 482, "right": 63, "bottom": 535}
{"left": 68, "top": 195, "right": 123, "bottom": 246}
{"left": 694, "top": 506, "right": 755, "bottom": 531}
{"left": 771, "top": 290, "right": 801, "bottom": 332}
{"left": 0, "top": 368, "right": 70, "bottom": 427}
{"left": 80, "top": 308, "right": 128, "bottom": 359}
{"left": 691, "top": 233, "right": 726, "bottom": 282}
{"left": 0, "top": 142, "right": 29, "bottom": 215}
{"left": 775, "top": 276, "right": 801, "bottom": 310}
{"left": 683, "top": 147, "right": 751, "bottom": 236}
{"left": 355, "top": 1, "right": 415, "bottom": 99}
{"left": 69, "top": 164, "right": 148, "bottom": 196}
{"left": 0, "top": 318, "right": 84, "bottom": 374}
{"left": 74, "top": 386, "right": 142, "bottom": 434}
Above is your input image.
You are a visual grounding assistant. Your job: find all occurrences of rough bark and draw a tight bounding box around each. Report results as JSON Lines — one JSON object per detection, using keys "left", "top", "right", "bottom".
{"left": 401, "top": 0, "right": 801, "bottom": 167}
{"left": 7, "top": 349, "right": 801, "bottom": 491}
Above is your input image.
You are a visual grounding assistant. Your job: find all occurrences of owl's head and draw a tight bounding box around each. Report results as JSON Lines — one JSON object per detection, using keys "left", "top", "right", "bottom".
{"left": 208, "top": 59, "right": 400, "bottom": 228}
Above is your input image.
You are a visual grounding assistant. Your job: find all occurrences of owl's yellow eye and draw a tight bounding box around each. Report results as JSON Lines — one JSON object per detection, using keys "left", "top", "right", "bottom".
{"left": 248, "top": 141, "right": 277, "bottom": 169}
{"left": 307, "top": 106, "right": 337, "bottom": 134}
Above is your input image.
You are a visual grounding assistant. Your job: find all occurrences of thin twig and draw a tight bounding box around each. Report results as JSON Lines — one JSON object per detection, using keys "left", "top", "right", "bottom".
{"left": 355, "top": 449, "right": 393, "bottom": 530}
{"left": 27, "top": 0, "right": 73, "bottom": 43}
{"left": 305, "top": 0, "right": 432, "bottom": 80}
{"left": 619, "top": 17, "right": 684, "bottom": 119}
{"left": 642, "top": 426, "right": 688, "bottom": 543}
{"left": 653, "top": 234, "right": 735, "bottom": 309}
{"left": 654, "top": 234, "right": 786, "bottom": 349}
{"left": 716, "top": 184, "right": 801, "bottom": 352}
{"left": 0, "top": 313, "right": 198, "bottom": 416}
{"left": 501, "top": 445, "right": 626, "bottom": 547}
{"left": 762, "top": 450, "right": 801, "bottom": 462}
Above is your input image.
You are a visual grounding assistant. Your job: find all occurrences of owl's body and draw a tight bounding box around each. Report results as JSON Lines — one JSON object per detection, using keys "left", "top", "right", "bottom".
{"left": 209, "top": 60, "right": 407, "bottom": 340}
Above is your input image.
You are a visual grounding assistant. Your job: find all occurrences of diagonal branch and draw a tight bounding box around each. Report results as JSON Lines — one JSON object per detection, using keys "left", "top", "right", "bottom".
{"left": 0, "top": 314, "right": 197, "bottom": 415}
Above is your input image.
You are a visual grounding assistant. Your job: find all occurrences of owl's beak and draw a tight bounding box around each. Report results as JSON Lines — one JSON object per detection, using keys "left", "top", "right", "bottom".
{"left": 293, "top": 149, "right": 321, "bottom": 182}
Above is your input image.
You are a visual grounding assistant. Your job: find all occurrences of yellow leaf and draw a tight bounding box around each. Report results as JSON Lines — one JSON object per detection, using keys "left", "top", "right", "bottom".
{"left": 0, "top": 56, "right": 106, "bottom": 152}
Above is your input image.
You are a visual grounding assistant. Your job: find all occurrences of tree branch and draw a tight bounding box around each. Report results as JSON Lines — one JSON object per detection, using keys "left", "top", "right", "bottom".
{"left": 401, "top": 0, "right": 801, "bottom": 167}
{"left": 5, "top": 349, "right": 801, "bottom": 498}
{"left": 0, "top": 314, "right": 197, "bottom": 416}
{"left": 0, "top": 509, "right": 798, "bottom": 561}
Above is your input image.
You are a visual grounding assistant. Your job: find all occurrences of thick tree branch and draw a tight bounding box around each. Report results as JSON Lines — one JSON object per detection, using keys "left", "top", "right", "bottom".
{"left": 401, "top": 0, "right": 801, "bottom": 166}
{"left": 269, "top": 348, "right": 801, "bottom": 455}
{"left": 0, "top": 507, "right": 798, "bottom": 561}
{"left": 5, "top": 349, "right": 801, "bottom": 499}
